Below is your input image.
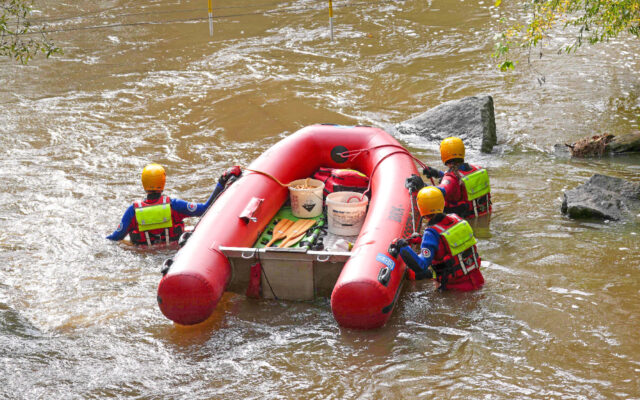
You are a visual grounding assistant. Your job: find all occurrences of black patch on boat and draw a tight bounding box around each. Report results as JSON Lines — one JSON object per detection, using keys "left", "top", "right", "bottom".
{"left": 402, "top": 210, "right": 417, "bottom": 238}
{"left": 381, "top": 269, "right": 406, "bottom": 314}
{"left": 330, "top": 145, "right": 348, "bottom": 163}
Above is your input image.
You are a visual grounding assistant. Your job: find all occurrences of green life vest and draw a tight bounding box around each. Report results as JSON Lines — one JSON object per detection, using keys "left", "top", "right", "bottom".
{"left": 439, "top": 219, "right": 477, "bottom": 256}
{"left": 135, "top": 203, "right": 173, "bottom": 232}
{"left": 462, "top": 168, "right": 490, "bottom": 201}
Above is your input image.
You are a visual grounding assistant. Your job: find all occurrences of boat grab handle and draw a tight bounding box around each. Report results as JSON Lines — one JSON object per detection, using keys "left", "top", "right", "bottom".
{"left": 178, "top": 231, "right": 192, "bottom": 248}
{"left": 316, "top": 254, "right": 331, "bottom": 262}
{"left": 239, "top": 197, "right": 264, "bottom": 224}
{"left": 241, "top": 249, "right": 257, "bottom": 259}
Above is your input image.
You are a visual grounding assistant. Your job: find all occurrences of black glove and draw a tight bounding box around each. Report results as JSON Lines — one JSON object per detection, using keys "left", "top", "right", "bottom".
{"left": 405, "top": 174, "right": 425, "bottom": 192}
{"left": 219, "top": 166, "right": 242, "bottom": 185}
{"left": 423, "top": 166, "right": 441, "bottom": 179}
{"left": 388, "top": 238, "right": 409, "bottom": 258}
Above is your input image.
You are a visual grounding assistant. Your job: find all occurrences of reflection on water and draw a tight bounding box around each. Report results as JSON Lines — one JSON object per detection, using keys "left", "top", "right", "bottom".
{"left": 1, "top": 0, "right": 639, "bottom": 398}
{"left": 469, "top": 214, "right": 491, "bottom": 239}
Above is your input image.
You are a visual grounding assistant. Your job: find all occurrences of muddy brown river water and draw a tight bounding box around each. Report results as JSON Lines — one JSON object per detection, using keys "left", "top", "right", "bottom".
{"left": 1, "top": 0, "right": 639, "bottom": 398}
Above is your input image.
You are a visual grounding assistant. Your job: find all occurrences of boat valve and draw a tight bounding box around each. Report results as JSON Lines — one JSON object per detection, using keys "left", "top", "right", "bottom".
{"left": 178, "top": 231, "right": 192, "bottom": 248}
{"left": 161, "top": 258, "right": 173, "bottom": 276}
{"left": 378, "top": 267, "right": 391, "bottom": 287}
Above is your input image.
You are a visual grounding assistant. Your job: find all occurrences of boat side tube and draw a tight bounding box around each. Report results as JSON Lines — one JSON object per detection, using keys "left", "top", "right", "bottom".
{"left": 329, "top": 128, "right": 418, "bottom": 329}
{"left": 156, "top": 124, "right": 418, "bottom": 328}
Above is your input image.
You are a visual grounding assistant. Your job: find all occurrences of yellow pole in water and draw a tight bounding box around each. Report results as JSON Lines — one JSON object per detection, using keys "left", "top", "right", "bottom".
{"left": 328, "top": 0, "right": 334, "bottom": 41}
{"left": 208, "top": 0, "right": 213, "bottom": 36}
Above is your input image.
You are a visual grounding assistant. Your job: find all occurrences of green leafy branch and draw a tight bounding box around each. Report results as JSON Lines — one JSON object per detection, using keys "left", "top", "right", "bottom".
{"left": 1, "top": 0, "right": 61, "bottom": 64}
{"left": 492, "top": 0, "right": 640, "bottom": 71}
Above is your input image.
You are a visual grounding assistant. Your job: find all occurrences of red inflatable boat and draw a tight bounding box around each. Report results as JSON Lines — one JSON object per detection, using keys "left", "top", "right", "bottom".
{"left": 157, "top": 124, "right": 420, "bottom": 329}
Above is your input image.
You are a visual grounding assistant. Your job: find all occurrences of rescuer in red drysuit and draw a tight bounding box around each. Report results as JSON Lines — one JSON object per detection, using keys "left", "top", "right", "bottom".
{"left": 418, "top": 137, "right": 492, "bottom": 220}
{"left": 107, "top": 163, "right": 241, "bottom": 246}
{"left": 388, "top": 186, "right": 484, "bottom": 291}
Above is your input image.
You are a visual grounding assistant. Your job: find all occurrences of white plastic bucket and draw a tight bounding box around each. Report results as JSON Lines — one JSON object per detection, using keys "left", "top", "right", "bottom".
{"left": 326, "top": 191, "right": 369, "bottom": 236}
{"left": 288, "top": 178, "right": 325, "bottom": 218}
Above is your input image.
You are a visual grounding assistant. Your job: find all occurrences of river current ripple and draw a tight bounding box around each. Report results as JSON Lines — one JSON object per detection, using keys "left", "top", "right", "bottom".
{"left": 1, "top": 0, "right": 639, "bottom": 399}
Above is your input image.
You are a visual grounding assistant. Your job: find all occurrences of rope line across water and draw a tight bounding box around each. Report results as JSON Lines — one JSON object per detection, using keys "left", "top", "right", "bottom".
{"left": 20, "top": 0, "right": 402, "bottom": 35}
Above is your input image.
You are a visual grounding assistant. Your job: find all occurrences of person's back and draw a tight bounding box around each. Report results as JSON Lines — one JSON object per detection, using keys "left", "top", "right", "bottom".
{"left": 127, "top": 193, "right": 185, "bottom": 246}
{"left": 423, "top": 211, "right": 484, "bottom": 291}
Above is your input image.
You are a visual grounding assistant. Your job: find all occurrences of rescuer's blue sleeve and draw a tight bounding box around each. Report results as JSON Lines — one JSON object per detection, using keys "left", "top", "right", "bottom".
{"left": 203, "top": 182, "right": 225, "bottom": 210}
{"left": 106, "top": 205, "right": 135, "bottom": 241}
{"left": 420, "top": 228, "right": 440, "bottom": 263}
{"left": 170, "top": 183, "right": 225, "bottom": 217}
{"left": 398, "top": 228, "right": 440, "bottom": 272}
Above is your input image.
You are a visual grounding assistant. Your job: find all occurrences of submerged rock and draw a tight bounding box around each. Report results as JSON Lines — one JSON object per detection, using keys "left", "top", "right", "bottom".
{"left": 607, "top": 132, "right": 640, "bottom": 154}
{"left": 565, "top": 134, "right": 615, "bottom": 157}
{"left": 561, "top": 132, "right": 640, "bottom": 158}
{"left": 395, "top": 95, "right": 497, "bottom": 153}
{"left": 561, "top": 174, "right": 640, "bottom": 221}
{"left": 552, "top": 144, "right": 572, "bottom": 158}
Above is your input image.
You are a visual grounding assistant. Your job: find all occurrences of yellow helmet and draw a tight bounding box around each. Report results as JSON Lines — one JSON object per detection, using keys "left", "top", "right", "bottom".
{"left": 440, "top": 137, "right": 465, "bottom": 164}
{"left": 416, "top": 186, "right": 444, "bottom": 216}
{"left": 141, "top": 163, "right": 166, "bottom": 192}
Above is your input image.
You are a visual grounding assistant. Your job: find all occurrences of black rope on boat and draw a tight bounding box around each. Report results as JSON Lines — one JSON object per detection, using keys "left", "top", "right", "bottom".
{"left": 409, "top": 188, "right": 417, "bottom": 235}
{"left": 257, "top": 253, "right": 278, "bottom": 301}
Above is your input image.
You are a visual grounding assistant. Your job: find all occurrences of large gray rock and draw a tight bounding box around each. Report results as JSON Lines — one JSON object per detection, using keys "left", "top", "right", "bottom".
{"left": 561, "top": 174, "right": 640, "bottom": 221}
{"left": 395, "top": 95, "right": 497, "bottom": 153}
